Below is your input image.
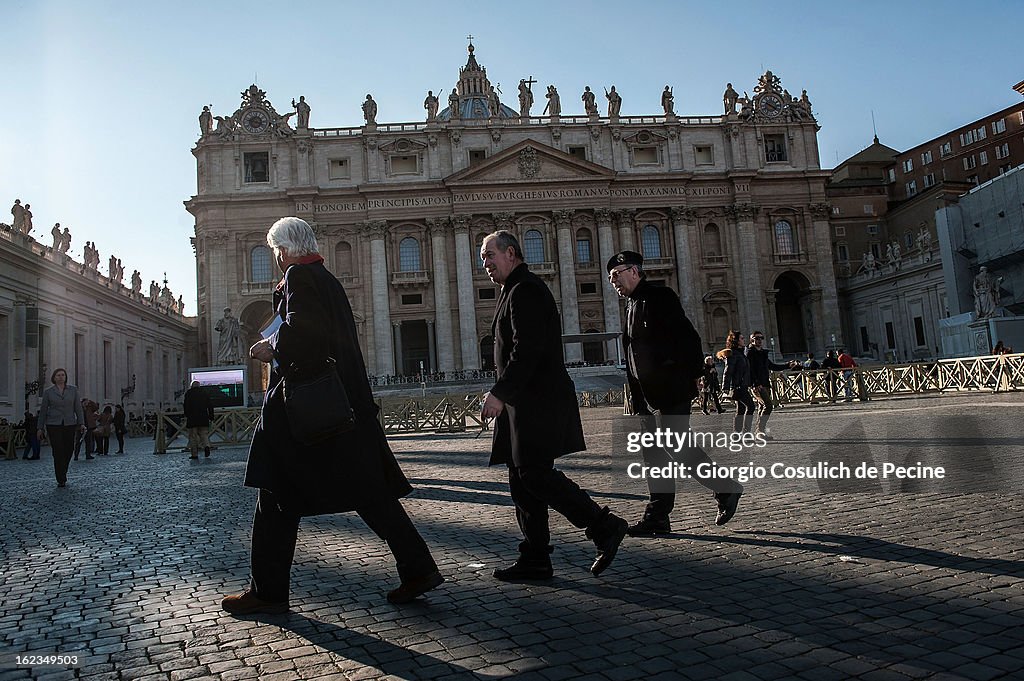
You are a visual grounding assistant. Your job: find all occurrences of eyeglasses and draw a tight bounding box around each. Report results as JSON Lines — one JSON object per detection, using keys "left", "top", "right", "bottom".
{"left": 752, "top": 336, "right": 765, "bottom": 341}
{"left": 608, "top": 265, "right": 635, "bottom": 281}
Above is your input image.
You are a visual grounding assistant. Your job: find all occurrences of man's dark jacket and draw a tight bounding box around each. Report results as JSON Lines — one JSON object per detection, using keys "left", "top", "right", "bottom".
{"left": 623, "top": 278, "right": 704, "bottom": 413}
{"left": 488, "top": 263, "right": 585, "bottom": 467}
{"left": 182, "top": 386, "right": 214, "bottom": 427}
{"left": 745, "top": 346, "right": 791, "bottom": 388}
{"left": 244, "top": 260, "right": 412, "bottom": 515}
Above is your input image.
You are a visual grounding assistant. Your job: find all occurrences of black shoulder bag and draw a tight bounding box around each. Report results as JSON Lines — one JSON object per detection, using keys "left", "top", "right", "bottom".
{"left": 283, "top": 358, "right": 356, "bottom": 445}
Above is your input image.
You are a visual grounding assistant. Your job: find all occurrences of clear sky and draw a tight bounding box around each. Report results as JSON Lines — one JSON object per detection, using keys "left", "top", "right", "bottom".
{"left": 3, "top": 0, "right": 1022, "bottom": 315}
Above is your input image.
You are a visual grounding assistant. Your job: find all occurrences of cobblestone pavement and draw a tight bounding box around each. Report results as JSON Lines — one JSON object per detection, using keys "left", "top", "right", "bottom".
{"left": 1, "top": 392, "right": 1022, "bottom": 680}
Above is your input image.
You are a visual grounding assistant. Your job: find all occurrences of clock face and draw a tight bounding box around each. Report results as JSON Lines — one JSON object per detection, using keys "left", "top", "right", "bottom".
{"left": 758, "top": 94, "right": 784, "bottom": 118}
{"left": 240, "top": 107, "right": 270, "bottom": 133}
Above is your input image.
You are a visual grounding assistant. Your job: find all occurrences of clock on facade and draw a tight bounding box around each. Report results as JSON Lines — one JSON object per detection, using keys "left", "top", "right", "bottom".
{"left": 757, "top": 93, "right": 784, "bottom": 118}
{"left": 240, "top": 107, "right": 270, "bottom": 133}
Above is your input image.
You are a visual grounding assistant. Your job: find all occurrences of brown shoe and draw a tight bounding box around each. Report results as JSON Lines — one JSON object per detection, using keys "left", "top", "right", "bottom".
{"left": 387, "top": 570, "right": 444, "bottom": 604}
{"left": 221, "top": 590, "right": 288, "bottom": 615}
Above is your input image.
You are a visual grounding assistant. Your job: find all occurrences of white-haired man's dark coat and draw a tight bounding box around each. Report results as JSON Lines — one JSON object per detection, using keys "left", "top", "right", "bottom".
{"left": 244, "top": 260, "right": 412, "bottom": 515}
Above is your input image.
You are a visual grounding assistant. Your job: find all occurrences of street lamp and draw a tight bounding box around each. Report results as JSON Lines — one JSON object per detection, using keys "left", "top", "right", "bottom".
{"left": 121, "top": 374, "right": 137, "bottom": 405}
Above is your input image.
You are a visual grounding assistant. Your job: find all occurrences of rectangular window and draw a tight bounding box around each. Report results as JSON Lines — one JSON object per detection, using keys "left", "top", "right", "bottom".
{"left": 328, "top": 158, "right": 350, "bottom": 179}
{"left": 243, "top": 152, "right": 269, "bottom": 183}
{"left": 979, "top": 150, "right": 988, "bottom": 165}
{"left": 863, "top": 204, "right": 874, "bottom": 215}
{"left": 389, "top": 155, "right": 418, "bottom": 175}
{"left": 567, "top": 146, "right": 587, "bottom": 160}
{"left": 939, "top": 141, "right": 953, "bottom": 157}
{"left": 632, "top": 146, "right": 658, "bottom": 165}
{"left": 764, "top": 134, "right": 787, "bottom": 162}
{"left": 469, "top": 149, "right": 487, "bottom": 165}
{"left": 834, "top": 225, "right": 846, "bottom": 237}
{"left": 885, "top": 321, "right": 896, "bottom": 349}
{"left": 400, "top": 294, "right": 423, "bottom": 305}
{"left": 832, "top": 206, "right": 841, "bottom": 215}
{"left": 999, "top": 163, "right": 1013, "bottom": 174}
{"left": 995, "top": 142, "right": 1010, "bottom": 159}
{"left": 478, "top": 288, "right": 496, "bottom": 301}
{"left": 580, "top": 282, "right": 598, "bottom": 295}
{"left": 694, "top": 145, "right": 714, "bottom": 165}
{"left": 914, "top": 317, "right": 926, "bottom": 347}
{"left": 963, "top": 155, "right": 977, "bottom": 170}
{"left": 993, "top": 118, "right": 1006, "bottom": 134}
{"left": 902, "top": 159, "right": 914, "bottom": 172}
{"left": 837, "top": 243, "right": 849, "bottom": 262}
{"left": 867, "top": 224, "right": 879, "bottom": 236}
{"left": 906, "top": 180, "right": 917, "bottom": 196}
{"left": 887, "top": 168, "right": 896, "bottom": 183}
{"left": 967, "top": 175, "right": 979, "bottom": 185}
{"left": 860, "top": 326, "right": 870, "bottom": 355}
{"left": 921, "top": 150, "right": 933, "bottom": 164}
{"left": 923, "top": 173, "right": 935, "bottom": 188}
{"left": 576, "top": 237, "right": 592, "bottom": 263}
{"left": 977, "top": 126, "right": 987, "bottom": 140}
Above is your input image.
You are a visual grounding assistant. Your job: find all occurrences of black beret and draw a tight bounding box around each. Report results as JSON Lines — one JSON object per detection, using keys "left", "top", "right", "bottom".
{"left": 606, "top": 250, "right": 643, "bottom": 273}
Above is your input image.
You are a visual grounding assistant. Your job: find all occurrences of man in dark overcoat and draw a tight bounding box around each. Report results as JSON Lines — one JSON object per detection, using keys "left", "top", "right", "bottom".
{"left": 480, "top": 230, "right": 628, "bottom": 580}
{"left": 182, "top": 380, "right": 214, "bottom": 459}
{"left": 222, "top": 217, "right": 443, "bottom": 615}
{"left": 608, "top": 250, "right": 743, "bottom": 536}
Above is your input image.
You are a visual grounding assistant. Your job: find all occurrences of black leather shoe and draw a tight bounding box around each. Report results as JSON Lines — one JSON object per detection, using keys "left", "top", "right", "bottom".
{"left": 627, "top": 516, "right": 671, "bottom": 537}
{"left": 588, "top": 513, "right": 628, "bottom": 576}
{"left": 493, "top": 560, "right": 554, "bottom": 581}
{"left": 716, "top": 493, "right": 742, "bottom": 526}
{"left": 221, "top": 590, "right": 289, "bottom": 615}
{"left": 387, "top": 570, "right": 445, "bottom": 603}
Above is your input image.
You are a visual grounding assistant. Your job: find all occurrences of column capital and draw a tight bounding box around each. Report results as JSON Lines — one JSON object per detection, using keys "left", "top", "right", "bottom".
{"left": 594, "top": 207, "right": 614, "bottom": 228}
{"left": 809, "top": 202, "right": 832, "bottom": 219}
{"left": 426, "top": 217, "right": 450, "bottom": 236}
{"left": 491, "top": 212, "right": 516, "bottom": 230}
{"left": 615, "top": 209, "right": 635, "bottom": 227}
{"left": 392, "top": 320, "right": 403, "bottom": 329}
{"left": 727, "top": 203, "right": 761, "bottom": 220}
{"left": 360, "top": 219, "right": 389, "bottom": 239}
{"left": 450, "top": 215, "right": 471, "bottom": 234}
{"left": 552, "top": 209, "right": 576, "bottom": 228}
{"left": 425, "top": 318, "right": 434, "bottom": 327}
{"left": 670, "top": 206, "right": 697, "bottom": 223}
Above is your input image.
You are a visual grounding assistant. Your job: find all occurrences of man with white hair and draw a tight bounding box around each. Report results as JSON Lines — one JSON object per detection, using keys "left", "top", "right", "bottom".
{"left": 222, "top": 216, "right": 442, "bottom": 615}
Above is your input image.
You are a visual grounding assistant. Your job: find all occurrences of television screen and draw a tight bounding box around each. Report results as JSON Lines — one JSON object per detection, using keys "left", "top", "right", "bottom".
{"left": 188, "top": 366, "right": 247, "bottom": 408}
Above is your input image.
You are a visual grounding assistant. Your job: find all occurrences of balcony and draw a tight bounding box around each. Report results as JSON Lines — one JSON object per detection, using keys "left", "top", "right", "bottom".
{"left": 575, "top": 261, "right": 598, "bottom": 273}
{"left": 642, "top": 257, "right": 675, "bottom": 272}
{"left": 529, "top": 261, "right": 557, "bottom": 276}
{"left": 241, "top": 280, "right": 274, "bottom": 296}
{"left": 773, "top": 252, "right": 807, "bottom": 266}
{"left": 391, "top": 270, "right": 430, "bottom": 287}
{"left": 702, "top": 255, "right": 729, "bottom": 268}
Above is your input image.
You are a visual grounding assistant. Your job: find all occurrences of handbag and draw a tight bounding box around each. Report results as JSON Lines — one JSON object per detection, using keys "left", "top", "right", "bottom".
{"left": 282, "top": 358, "right": 356, "bottom": 445}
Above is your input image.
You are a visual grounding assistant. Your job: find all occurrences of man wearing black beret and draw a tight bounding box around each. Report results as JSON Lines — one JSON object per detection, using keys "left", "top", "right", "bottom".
{"left": 608, "top": 250, "right": 743, "bottom": 534}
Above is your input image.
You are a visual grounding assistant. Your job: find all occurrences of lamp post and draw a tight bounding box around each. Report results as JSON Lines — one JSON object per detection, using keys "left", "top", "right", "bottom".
{"left": 121, "top": 374, "right": 137, "bottom": 406}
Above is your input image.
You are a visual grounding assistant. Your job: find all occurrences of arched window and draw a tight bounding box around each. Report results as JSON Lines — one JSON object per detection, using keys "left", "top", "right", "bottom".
{"left": 774, "top": 220, "right": 796, "bottom": 255}
{"left": 250, "top": 246, "right": 272, "bottom": 283}
{"left": 712, "top": 307, "right": 730, "bottom": 348}
{"left": 475, "top": 231, "right": 489, "bottom": 267}
{"left": 334, "top": 241, "right": 353, "bottom": 275}
{"left": 703, "top": 223, "right": 722, "bottom": 257}
{"left": 524, "top": 229, "right": 545, "bottom": 263}
{"left": 399, "top": 237, "right": 421, "bottom": 271}
{"left": 575, "top": 228, "right": 593, "bottom": 264}
{"left": 641, "top": 225, "right": 662, "bottom": 258}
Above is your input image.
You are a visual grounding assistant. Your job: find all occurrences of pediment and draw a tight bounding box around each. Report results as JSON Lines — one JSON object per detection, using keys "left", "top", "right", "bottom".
{"left": 445, "top": 140, "right": 614, "bottom": 185}
{"left": 379, "top": 137, "right": 428, "bottom": 153}
{"left": 622, "top": 129, "right": 668, "bottom": 145}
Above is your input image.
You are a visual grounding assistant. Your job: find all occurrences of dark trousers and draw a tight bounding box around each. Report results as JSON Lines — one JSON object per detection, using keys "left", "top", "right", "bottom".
{"left": 701, "top": 390, "right": 723, "bottom": 413}
{"left": 249, "top": 489, "right": 438, "bottom": 602}
{"left": 23, "top": 432, "right": 41, "bottom": 458}
{"left": 753, "top": 386, "right": 773, "bottom": 433}
{"left": 47, "top": 425, "right": 77, "bottom": 485}
{"left": 507, "top": 458, "right": 602, "bottom": 559}
{"left": 74, "top": 429, "right": 94, "bottom": 457}
{"left": 640, "top": 406, "right": 743, "bottom": 520}
{"left": 97, "top": 435, "right": 110, "bottom": 454}
{"left": 115, "top": 430, "right": 125, "bottom": 453}
{"left": 732, "top": 387, "right": 755, "bottom": 433}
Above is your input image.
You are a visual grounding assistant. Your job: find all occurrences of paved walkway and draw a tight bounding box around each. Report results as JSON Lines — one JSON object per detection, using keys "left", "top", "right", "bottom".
{"left": 1, "top": 393, "right": 1022, "bottom": 680}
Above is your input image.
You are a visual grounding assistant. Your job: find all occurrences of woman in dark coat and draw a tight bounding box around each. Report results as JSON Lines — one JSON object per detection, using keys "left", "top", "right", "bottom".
{"left": 221, "top": 217, "right": 442, "bottom": 616}
{"left": 719, "top": 330, "right": 755, "bottom": 434}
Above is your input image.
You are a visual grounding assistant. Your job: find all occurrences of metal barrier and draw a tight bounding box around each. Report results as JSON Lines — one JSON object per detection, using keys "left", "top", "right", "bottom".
{"left": 153, "top": 408, "right": 261, "bottom": 454}
{"left": 0, "top": 423, "right": 26, "bottom": 459}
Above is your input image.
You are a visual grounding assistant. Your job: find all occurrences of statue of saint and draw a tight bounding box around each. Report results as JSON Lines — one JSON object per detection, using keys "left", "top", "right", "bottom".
{"left": 199, "top": 106, "right": 213, "bottom": 136}
{"left": 973, "top": 266, "right": 1002, "bottom": 319}
{"left": 59, "top": 227, "right": 71, "bottom": 253}
{"left": 10, "top": 199, "right": 25, "bottom": 233}
{"left": 423, "top": 91, "right": 439, "bottom": 120}
{"left": 131, "top": 269, "right": 142, "bottom": 295}
{"left": 723, "top": 83, "right": 739, "bottom": 115}
{"left": 109, "top": 254, "right": 118, "bottom": 280}
{"left": 51, "top": 223, "right": 62, "bottom": 250}
{"left": 543, "top": 85, "right": 561, "bottom": 116}
{"left": 518, "top": 79, "right": 533, "bottom": 117}
{"left": 582, "top": 86, "right": 597, "bottom": 116}
{"left": 605, "top": 85, "right": 622, "bottom": 117}
{"left": 487, "top": 85, "right": 500, "bottom": 117}
{"left": 448, "top": 85, "right": 461, "bottom": 120}
{"left": 215, "top": 307, "right": 242, "bottom": 364}
{"left": 362, "top": 94, "right": 377, "bottom": 125}
{"left": 22, "top": 203, "right": 33, "bottom": 234}
{"left": 292, "top": 96, "right": 311, "bottom": 128}
{"left": 661, "top": 86, "right": 674, "bottom": 116}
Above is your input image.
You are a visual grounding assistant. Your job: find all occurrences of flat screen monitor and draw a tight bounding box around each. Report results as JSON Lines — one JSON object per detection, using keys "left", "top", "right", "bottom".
{"left": 188, "top": 366, "right": 247, "bottom": 408}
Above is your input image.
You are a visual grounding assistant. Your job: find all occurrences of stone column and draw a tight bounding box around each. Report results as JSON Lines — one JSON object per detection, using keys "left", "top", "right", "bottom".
{"left": 730, "top": 203, "right": 765, "bottom": 334}
{"left": 426, "top": 217, "right": 455, "bottom": 372}
{"left": 594, "top": 208, "right": 622, "bottom": 360}
{"left": 393, "top": 321, "right": 404, "bottom": 375}
{"left": 670, "top": 206, "right": 704, "bottom": 340}
{"left": 362, "top": 220, "right": 394, "bottom": 375}
{"left": 452, "top": 216, "right": 480, "bottom": 370}
{"left": 426, "top": 319, "right": 436, "bottom": 372}
{"left": 616, "top": 209, "right": 636, "bottom": 251}
{"left": 553, "top": 209, "right": 582, "bottom": 362}
{"left": 809, "top": 203, "right": 841, "bottom": 349}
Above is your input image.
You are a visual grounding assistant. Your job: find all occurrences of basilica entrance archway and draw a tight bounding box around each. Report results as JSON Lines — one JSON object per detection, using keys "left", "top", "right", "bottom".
{"left": 240, "top": 301, "right": 274, "bottom": 394}
{"left": 773, "top": 271, "right": 811, "bottom": 355}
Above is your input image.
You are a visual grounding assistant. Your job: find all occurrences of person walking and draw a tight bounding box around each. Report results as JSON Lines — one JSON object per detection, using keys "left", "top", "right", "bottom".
{"left": 182, "top": 381, "right": 214, "bottom": 459}
{"left": 607, "top": 250, "right": 742, "bottom": 536}
{"left": 719, "top": 330, "right": 756, "bottom": 434}
{"left": 480, "top": 230, "right": 628, "bottom": 580}
{"left": 745, "top": 331, "right": 797, "bottom": 439}
{"left": 22, "top": 410, "right": 41, "bottom": 460}
{"left": 75, "top": 399, "right": 98, "bottom": 460}
{"left": 700, "top": 356, "right": 725, "bottom": 415}
{"left": 96, "top": 406, "right": 113, "bottom": 455}
{"left": 222, "top": 217, "right": 443, "bottom": 616}
{"left": 36, "top": 368, "right": 85, "bottom": 487}
{"left": 113, "top": 405, "right": 127, "bottom": 453}
{"left": 821, "top": 350, "right": 841, "bottom": 400}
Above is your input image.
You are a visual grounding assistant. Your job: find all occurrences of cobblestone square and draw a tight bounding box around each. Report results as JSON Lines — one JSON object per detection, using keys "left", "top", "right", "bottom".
{"left": 1, "top": 393, "right": 1022, "bottom": 680}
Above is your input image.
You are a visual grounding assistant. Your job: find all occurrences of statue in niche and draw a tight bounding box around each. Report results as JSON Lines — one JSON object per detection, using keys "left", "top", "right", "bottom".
{"left": 582, "top": 86, "right": 597, "bottom": 116}
{"left": 362, "top": 94, "right": 377, "bottom": 125}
